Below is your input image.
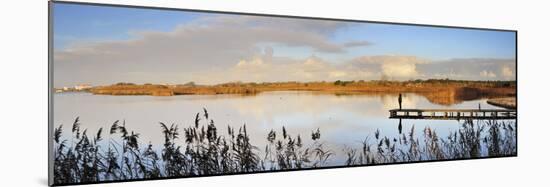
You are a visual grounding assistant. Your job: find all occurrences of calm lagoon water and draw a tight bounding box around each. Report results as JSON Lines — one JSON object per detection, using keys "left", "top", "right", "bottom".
{"left": 54, "top": 91, "right": 507, "bottom": 164}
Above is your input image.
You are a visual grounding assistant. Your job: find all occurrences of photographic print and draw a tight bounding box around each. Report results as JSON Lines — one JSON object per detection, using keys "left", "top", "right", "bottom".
{"left": 49, "top": 1, "right": 517, "bottom": 185}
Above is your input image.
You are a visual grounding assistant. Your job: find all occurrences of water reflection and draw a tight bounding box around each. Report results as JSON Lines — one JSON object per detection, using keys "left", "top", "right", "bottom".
{"left": 53, "top": 91, "right": 508, "bottom": 163}
{"left": 398, "top": 119, "right": 403, "bottom": 134}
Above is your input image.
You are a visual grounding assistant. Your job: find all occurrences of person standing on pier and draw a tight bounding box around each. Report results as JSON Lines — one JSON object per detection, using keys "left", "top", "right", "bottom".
{"left": 398, "top": 93, "right": 403, "bottom": 110}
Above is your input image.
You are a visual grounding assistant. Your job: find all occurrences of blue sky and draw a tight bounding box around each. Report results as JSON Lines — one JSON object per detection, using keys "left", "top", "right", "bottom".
{"left": 53, "top": 3, "right": 516, "bottom": 86}
{"left": 333, "top": 24, "right": 516, "bottom": 60}
{"left": 53, "top": 3, "right": 203, "bottom": 49}
{"left": 54, "top": 3, "right": 515, "bottom": 59}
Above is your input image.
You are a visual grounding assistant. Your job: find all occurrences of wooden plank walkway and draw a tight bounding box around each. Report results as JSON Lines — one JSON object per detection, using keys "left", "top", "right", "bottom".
{"left": 389, "top": 109, "right": 516, "bottom": 120}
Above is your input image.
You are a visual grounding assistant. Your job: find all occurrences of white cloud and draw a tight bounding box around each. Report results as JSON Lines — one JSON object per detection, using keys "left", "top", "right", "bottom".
{"left": 480, "top": 70, "right": 497, "bottom": 78}
{"left": 54, "top": 15, "right": 372, "bottom": 86}
{"left": 351, "top": 55, "right": 426, "bottom": 80}
{"left": 417, "top": 58, "right": 516, "bottom": 80}
{"left": 53, "top": 14, "right": 516, "bottom": 86}
{"left": 188, "top": 54, "right": 380, "bottom": 84}
{"left": 177, "top": 55, "right": 517, "bottom": 84}
{"left": 501, "top": 65, "right": 515, "bottom": 79}
{"left": 329, "top": 71, "right": 348, "bottom": 78}
{"left": 381, "top": 61, "right": 419, "bottom": 78}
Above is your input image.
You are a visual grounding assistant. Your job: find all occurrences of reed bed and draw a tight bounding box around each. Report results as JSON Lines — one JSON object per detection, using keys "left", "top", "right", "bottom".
{"left": 52, "top": 109, "right": 516, "bottom": 184}
{"left": 87, "top": 80, "right": 515, "bottom": 105}
{"left": 344, "top": 119, "right": 516, "bottom": 165}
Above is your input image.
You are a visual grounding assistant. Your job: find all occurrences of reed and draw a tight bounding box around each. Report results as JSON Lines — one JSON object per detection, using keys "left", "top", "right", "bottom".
{"left": 52, "top": 110, "right": 516, "bottom": 184}
{"left": 87, "top": 80, "right": 516, "bottom": 105}
{"left": 345, "top": 119, "right": 516, "bottom": 165}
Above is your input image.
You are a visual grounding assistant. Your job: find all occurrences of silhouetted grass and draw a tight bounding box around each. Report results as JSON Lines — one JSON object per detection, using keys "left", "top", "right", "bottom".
{"left": 344, "top": 119, "right": 516, "bottom": 165}
{"left": 53, "top": 109, "right": 516, "bottom": 184}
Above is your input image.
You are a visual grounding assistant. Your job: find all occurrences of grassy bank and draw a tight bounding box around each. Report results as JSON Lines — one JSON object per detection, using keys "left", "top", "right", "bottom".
{"left": 86, "top": 80, "right": 516, "bottom": 105}
{"left": 487, "top": 97, "right": 517, "bottom": 109}
{"left": 52, "top": 109, "right": 516, "bottom": 185}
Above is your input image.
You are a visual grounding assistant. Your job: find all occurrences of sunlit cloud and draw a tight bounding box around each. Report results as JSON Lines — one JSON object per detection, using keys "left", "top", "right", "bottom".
{"left": 54, "top": 15, "right": 372, "bottom": 86}
{"left": 480, "top": 70, "right": 497, "bottom": 78}
{"left": 501, "top": 65, "right": 515, "bottom": 79}
{"left": 351, "top": 55, "right": 427, "bottom": 80}
{"left": 54, "top": 13, "right": 516, "bottom": 86}
{"left": 417, "top": 58, "right": 516, "bottom": 81}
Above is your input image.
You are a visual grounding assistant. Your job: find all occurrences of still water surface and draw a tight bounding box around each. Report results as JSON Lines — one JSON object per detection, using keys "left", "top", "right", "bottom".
{"left": 54, "top": 91, "right": 505, "bottom": 163}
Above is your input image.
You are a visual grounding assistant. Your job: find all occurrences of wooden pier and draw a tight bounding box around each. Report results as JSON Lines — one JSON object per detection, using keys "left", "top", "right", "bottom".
{"left": 389, "top": 109, "right": 516, "bottom": 120}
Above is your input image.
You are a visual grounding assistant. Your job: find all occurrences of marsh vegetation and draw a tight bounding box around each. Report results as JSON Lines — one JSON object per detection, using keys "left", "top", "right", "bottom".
{"left": 53, "top": 109, "right": 516, "bottom": 185}
{"left": 85, "top": 80, "right": 516, "bottom": 105}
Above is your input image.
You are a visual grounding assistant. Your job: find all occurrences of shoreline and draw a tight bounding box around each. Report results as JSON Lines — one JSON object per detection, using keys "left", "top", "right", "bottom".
{"left": 58, "top": 80, "right": 516, "bottom": 105}
{"left": 487, "top": 97, "right": 517, "bottom": 109}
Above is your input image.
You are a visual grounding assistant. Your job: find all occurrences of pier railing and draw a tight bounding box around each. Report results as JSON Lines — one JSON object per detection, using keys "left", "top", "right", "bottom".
{"left": 389, "top": 109, "right": 516, "bottom": 120}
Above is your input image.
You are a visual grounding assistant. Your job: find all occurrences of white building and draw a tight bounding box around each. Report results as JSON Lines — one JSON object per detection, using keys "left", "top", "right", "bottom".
{"left": 74, "top": 84, "right": 92, "bottom": 90}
